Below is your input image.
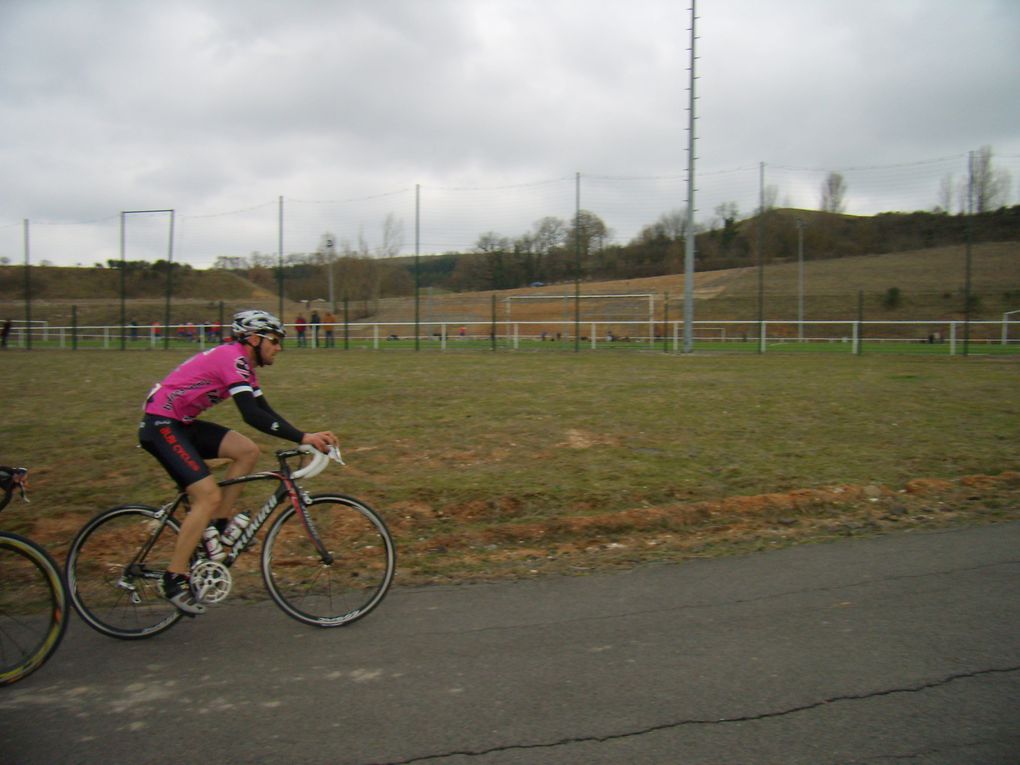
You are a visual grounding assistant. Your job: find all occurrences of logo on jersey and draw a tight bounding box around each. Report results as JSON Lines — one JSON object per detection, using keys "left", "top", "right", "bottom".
{"left": 235, "top": 356, "right": 252, "bottom": 379}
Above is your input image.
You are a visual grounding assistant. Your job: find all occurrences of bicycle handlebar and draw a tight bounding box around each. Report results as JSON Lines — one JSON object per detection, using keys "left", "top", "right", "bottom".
{"left": 0, "top": 466, "right": 29, "bottom": 511}
{"left": 287, "top": 445, "right": 345, "bottom": 481}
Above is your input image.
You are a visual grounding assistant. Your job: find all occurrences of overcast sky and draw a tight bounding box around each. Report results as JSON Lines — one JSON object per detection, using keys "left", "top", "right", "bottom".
{"left": 1, "top": 0, "right": 1018, "bottom": 267}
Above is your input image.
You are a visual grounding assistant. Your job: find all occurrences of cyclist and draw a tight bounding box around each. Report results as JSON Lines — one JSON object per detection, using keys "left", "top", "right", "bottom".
{"left": 138, "top": 309, "right": 338, "bottom": 615}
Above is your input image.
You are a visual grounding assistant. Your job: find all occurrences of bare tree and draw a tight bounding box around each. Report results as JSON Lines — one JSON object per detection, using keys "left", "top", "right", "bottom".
{"left": 568, "top": 210, "right": 611, "bottom": 254}
{"left": 820, "top": 172, "right": 847, "bottom": 213}
{"left": 711, "top": 201, "right": 740, "bottom": 231}
{"left": 514, "top": 216, "right": 567, "bottom": 284}
{"left": 969, "top": 145, "right": 1012, "bottom": 213}
{"left": 377, "top": 213, "right": 404, "bottom": 258}
{"left": 633, "top": 209, "right": 702, "bottom": 249}
{"left": 936, "top": 174, "right": 956, "bottom": 213}
{"left": 530, "top": 216, "right": 567, "bottom": 253}
{"left": 213, "top": 255, "right": 249, "bottom": 270}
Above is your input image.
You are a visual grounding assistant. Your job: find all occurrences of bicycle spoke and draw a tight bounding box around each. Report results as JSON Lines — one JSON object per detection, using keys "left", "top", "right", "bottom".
{"left": 0, "top": 535, "right": 67, "bottom": 685}
{"left": 262, "top": 494, "right": 395, "bottom": 627}
{"left": 66, "top": 506, "right": 182, "bottom": 640}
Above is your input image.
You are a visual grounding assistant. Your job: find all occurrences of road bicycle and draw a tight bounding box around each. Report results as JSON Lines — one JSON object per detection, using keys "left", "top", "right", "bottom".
{"left": 0, "top": 467, "right": 69, "bottom": 685}
{"left": 65, "top": 445, "right": 396, "bottom": 640}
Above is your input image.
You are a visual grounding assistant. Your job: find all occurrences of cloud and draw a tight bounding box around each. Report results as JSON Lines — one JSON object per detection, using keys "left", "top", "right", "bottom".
{"left": 1, "top": 0, "right": 1018, "bottom": 265}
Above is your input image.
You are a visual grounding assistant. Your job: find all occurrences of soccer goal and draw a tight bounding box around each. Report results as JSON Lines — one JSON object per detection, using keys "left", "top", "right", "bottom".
{"left": 504, "top": 293, "right": 657, "bottom": 345}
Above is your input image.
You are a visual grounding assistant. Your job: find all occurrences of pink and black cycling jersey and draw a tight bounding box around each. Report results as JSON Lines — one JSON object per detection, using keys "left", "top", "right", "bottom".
{"left": 144, "top": 342, "right": 260, "bottom": 422}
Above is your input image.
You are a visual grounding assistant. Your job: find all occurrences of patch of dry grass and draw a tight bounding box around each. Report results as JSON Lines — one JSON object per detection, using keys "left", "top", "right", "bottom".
{"left": 1, "top": 350, "right": 1018, "bottom": 586}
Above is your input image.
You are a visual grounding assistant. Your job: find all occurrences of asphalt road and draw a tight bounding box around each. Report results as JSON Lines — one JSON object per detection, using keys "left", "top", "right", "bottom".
{"left": 2, "top": 522, "right": 1018, "bottom": 765}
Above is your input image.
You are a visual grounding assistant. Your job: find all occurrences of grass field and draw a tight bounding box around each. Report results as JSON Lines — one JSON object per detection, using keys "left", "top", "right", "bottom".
{"left": 1, "top": 350, "right": 1018, "bottom": 587}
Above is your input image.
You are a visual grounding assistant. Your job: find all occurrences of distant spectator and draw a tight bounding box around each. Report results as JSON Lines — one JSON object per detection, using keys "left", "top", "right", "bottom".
{"left": 310, "top": 310, "right": 321, "bottom": 348}
{"left": 295, "top": 313, "right": 308, "bottom": 347}
{"left": 1, "top": 318, "right": 11, "bottom": 349}
{"left": 323, "top": 311, "right": 336, "bottom": 348}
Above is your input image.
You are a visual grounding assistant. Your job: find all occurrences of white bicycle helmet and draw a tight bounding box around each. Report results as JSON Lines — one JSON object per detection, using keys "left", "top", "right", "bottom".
{"left": 231, "top": 309, "right": 286, "bottom": 339}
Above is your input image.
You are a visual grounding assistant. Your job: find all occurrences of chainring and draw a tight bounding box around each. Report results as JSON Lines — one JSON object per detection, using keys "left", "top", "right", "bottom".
{"left": 190, "top": 560, "right": 233, "bottom": 604}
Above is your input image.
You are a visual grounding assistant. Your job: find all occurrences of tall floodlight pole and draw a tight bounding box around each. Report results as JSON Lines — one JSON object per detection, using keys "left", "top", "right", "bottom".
{"left": 23, "top": 219, "right": 31, "bottom": 351}
{"left": 963, "top": 151, "right": 974, "bottom": 357}
{"left": 757, "top": 162, "right": 765, "bottom": 353}
{"left": 326, "top": 237, "right": 336, "bottom": 311}
{"left": 682, "top": 0, "right": 698, "bottom": 353}
{"left": 796, "top": 218, "right": 805, "bottom": 341}
{"left": 163, "top": 209, "right": 175, "bottom": 350}
{"left": 415, "top": 184, "right": 421, "bottom": 352}
{"left": 574, "top": 171, "right": 581, "bottom": 353}
{"left": 119, "top": 212, "right": 127, "bottom": 350}
{"left": 277, "top": 195, "right": 285, "bottom": 324}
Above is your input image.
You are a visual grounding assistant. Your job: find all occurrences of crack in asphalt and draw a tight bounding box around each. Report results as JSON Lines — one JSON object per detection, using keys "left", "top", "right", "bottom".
{"left": 376, "top": 666, "right": 1020, "bottom": 764}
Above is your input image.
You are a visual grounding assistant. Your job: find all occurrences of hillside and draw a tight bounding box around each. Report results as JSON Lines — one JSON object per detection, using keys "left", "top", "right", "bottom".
{"left": 0, "top": 265, "right": 296, "bottom": 326}
{"left": 1, "top": 240, "right": 1017, "bottom": 329}
{"left": 369, "top": 241, "right": 1020, "bottom": 326}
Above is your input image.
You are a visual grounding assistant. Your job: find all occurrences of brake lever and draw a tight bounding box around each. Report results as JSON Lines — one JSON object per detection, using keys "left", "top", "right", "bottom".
{"left": 14, "top": 469, "right": 29, "bottom": 503}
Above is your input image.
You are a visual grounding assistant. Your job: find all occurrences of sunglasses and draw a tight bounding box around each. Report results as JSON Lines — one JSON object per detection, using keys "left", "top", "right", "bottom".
{"left": 256, "top": 334, "right": 282, "bottom": 346}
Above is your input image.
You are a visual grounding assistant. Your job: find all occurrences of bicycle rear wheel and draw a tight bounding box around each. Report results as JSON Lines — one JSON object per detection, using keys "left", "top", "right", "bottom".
{"left": 0, "top": 532, "right": 68, "bottom": 685}
{"left": 66, "top": 504, "right": 183, "bottom": 640}
{"left": 262, "top": 493, "right": 395, "bottom": 627}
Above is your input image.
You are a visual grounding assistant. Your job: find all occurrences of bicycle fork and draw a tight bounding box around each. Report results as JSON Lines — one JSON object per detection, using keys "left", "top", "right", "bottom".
{"left": 285, "top": 479, "right": 334, "bottom": 566}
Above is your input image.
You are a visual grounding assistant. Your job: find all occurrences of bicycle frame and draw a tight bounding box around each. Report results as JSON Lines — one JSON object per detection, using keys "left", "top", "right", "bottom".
{"left": 144, "top": 447, "right": 333, "bottom": 569}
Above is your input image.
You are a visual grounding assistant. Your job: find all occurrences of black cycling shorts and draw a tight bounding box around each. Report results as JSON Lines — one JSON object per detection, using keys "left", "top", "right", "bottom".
{"left": 138, "top": 414, "right": 230, "bottom": 489}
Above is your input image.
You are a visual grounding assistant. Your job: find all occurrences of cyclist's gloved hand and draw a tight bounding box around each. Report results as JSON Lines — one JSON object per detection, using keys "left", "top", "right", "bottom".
{"left": 301, "top": 431, "right": 339, "bottom": 454}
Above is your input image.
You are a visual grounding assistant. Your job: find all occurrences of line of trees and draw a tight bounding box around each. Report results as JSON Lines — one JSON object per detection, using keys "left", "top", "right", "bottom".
{"left": 206, "top": 202, "right": 1019, "bottom": 304}
{"left": 204, "top": 147, "right": 1015, "bottom": 304}
{"left": 938, "top": 145, "right": 1014, "bottom": 214}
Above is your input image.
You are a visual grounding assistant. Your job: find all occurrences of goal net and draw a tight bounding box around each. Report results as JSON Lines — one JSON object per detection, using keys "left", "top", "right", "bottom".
{"left": 504, "top": 293, "right": 656, "bottom": 343}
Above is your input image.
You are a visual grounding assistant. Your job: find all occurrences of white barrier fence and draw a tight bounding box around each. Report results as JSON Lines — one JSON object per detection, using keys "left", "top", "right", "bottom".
{"left": 2, "top": 319, "right": 1018, "bottom": 354}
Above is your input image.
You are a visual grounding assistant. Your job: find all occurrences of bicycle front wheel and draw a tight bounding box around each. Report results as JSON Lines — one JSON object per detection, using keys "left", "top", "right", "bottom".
{"left": 0, "top": 532, "right": 68, "bottom": 685}
{"left": 66, "top": 504, "right": 183, "bottom": 640}
{"left": 262, "top": 493, "right": 396, "bottom": 627}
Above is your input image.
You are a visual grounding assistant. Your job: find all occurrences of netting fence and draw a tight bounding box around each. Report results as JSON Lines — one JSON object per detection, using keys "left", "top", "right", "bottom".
{"left": 5, "top": 155, "right": 1018, "bottom": 268}
{"left": 1, "top": 153, "right": 1019, "bottom": 355}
